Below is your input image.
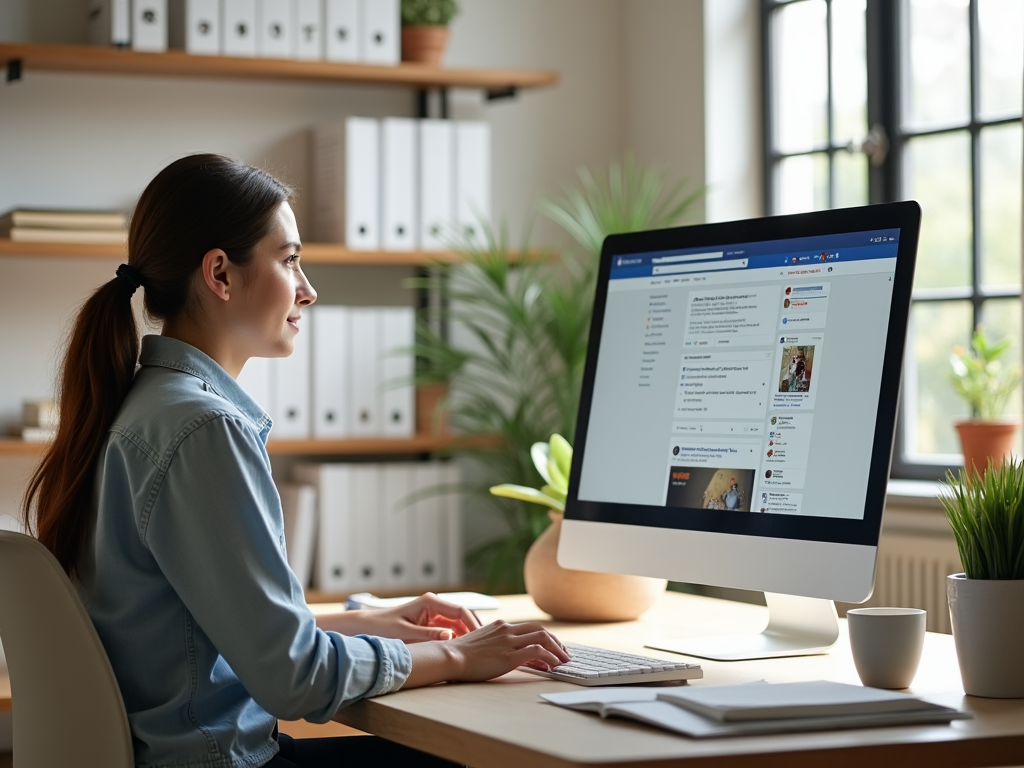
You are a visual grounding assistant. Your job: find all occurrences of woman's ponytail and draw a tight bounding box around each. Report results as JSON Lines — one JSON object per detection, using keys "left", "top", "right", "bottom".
{"left": 23, "top": 153, "right": 291, "bottom": 577}
{"left": 25, "top": 273, "right": 139, "bottom": 577}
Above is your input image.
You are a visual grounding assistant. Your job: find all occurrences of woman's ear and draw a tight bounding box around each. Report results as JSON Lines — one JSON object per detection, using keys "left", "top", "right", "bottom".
{"left": 199, "top": 249, "right": 232, "bottom": 302}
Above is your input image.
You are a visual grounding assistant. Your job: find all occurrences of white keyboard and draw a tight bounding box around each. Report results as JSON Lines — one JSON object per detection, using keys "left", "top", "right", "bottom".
{"left": 520, "top": 642, "right": 702, "bottom": 686}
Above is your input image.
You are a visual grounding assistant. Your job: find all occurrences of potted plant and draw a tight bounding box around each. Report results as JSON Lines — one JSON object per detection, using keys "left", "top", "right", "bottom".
{"left": 491, "top": 434, "right": 667, "bottom": 621}
{"left": 400, "top": 0, "right": 459, "bottom": 66}
{"left": 939, "top": 459, "right": 1024, "bottom": 697}
{"left": 412, "top": 157, "right": 702, "bottom": 592}
{"left": 949, "top": 327, "right": 1021, "bottom": 474}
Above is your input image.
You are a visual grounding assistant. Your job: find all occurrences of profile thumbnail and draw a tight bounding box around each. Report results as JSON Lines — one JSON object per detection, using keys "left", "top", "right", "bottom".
{"left": 666, "top": 467, "right": 755, "bottom": 512}
{"left": 778, "top": 344, "right": 815, "bottom": 393}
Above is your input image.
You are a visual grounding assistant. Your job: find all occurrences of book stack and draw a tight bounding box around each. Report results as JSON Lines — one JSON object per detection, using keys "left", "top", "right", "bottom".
{"left": 0, "top": 209, "right": 128, "bottom": 245}
{"left": 9, "top": 400, "right": 59, "bottom": 442}
{"left": 541, "top": 680, "right": 970, "bottom": 738}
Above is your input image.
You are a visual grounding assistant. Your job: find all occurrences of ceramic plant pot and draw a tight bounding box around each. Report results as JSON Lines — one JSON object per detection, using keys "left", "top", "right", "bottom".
{"left": 954, "top": 420, "right": 1021, "bottom": 476}
{"left": 524, "top": 512, "right": 667, "bottom": 622}
{"left": 415, "top": 382, "right": 448, "bottom": 435}
{"left": 947, "top": 573, "right": 1024, "bottom": 698}
{"left": 401, "top": 25, "right": 449, "bottom": 66}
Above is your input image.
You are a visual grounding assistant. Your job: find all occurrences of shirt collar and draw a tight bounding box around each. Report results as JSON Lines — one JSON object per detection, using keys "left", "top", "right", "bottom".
{"left": 138, "top": 335, "right": 273, "bottom": 438}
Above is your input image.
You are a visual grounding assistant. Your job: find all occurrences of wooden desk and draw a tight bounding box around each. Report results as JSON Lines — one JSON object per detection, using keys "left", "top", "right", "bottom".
{"left": 333, "top": 592, "right": 1024, "bottom": 768}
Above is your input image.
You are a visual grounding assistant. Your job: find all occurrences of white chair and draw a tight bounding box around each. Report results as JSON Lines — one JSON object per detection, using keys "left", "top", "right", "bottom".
{"left": 0, "top": 530, "right": 133, "bottom": 767}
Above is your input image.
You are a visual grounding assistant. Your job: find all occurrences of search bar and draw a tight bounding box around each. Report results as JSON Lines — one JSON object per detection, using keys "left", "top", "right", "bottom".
{"left": 652, "top": 258, "right": 747, "bottom": 275}
{"left": 651, "top": 251, "right": 724, "bottom": 264}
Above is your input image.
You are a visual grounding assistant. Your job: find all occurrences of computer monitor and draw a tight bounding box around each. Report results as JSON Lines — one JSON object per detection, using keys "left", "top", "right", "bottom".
{"left": 560, "top": 202, "right": 921, "bottom": 661}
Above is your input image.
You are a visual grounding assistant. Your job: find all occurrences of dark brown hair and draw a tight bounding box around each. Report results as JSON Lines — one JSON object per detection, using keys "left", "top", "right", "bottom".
{"left": 25, "top": 154, "right": 292, "bottom": 577}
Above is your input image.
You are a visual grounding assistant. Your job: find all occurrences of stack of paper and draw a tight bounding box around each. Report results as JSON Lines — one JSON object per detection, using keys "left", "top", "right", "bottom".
{"left": 0, "top": 209, "right": 127, "bottom": 244}
{"left": 541, "top": 681, "right": 970, "bottom": 739}
{"left": 8, "top": 399, "right": 59, "bottom": 442}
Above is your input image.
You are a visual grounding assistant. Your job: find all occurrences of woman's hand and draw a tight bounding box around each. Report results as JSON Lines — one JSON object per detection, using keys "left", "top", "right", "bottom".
{"left": 402, "top": 619, "right": 571, "bottom": 688}
{"left": 315, "top": 593, "right": 481, "bottom": 642}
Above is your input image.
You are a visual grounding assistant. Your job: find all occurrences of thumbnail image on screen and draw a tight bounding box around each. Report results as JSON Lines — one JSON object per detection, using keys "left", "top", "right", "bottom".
{"left": 666, "top": 467, "right": 756, "bottom": 512}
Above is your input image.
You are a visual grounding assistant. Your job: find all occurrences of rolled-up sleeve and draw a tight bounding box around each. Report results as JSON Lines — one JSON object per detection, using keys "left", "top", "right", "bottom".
{"left": 141, "top": 413, "right": 412, "bottom": 722}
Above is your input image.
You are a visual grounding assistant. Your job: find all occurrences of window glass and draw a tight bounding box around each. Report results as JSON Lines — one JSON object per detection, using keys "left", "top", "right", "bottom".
{"left": 834, "top": 151, "right": 868, "bottom": 208}
{"left": 775, "top": 153, "right": 829, "bottom": 214}
{"left": 980, "top": 123, "right": 1023, "bottom": 288}
{"left": 903, "top": 0, "right": 970, "bottom": 129}
{"left": 831, "top": 0, "right": 868, "bottom": 145}
{"left": 773, "top": 0, "right": 829, "bottom": 153}
{"left": 978, "top": 0, "right": 1024, "bottom": 119}
{"left": 904, "top": 131, "right": 972, "bottom": 289}
{"left": 904, "top": 300, "right": 973, "bottom": 458}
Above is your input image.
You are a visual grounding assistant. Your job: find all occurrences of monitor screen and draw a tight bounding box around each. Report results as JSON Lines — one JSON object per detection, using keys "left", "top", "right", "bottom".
{"left": 566, "top": 204, "right": 920, "bottom": 563}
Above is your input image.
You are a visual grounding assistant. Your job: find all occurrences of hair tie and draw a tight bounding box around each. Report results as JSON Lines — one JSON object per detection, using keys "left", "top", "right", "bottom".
{"left": 116, "top": 263, "right": 143, "bottom": 294}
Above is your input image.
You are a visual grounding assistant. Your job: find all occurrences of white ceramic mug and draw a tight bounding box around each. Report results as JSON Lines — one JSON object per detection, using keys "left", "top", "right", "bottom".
{"left": 847, "top": 607, "right": 926, "bottom": 689}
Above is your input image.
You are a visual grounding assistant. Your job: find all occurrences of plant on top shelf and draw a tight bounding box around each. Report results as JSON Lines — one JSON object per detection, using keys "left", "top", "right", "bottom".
{"left": 412, "top": 156, "right": 702, "bottom": 591}
{"left": 949, "top": 326, "right": 1022, "bottom": 474}
{"left": 938, "top": 458, "right": 1024, "bottom": 697}
{"left": 400, "top": 0, "right": 460, "bottom": 66}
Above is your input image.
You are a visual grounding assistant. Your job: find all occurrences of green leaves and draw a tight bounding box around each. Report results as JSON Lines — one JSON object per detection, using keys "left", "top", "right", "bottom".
{"left": 940, "top": 459, "right": 1024, "bottom": 580}
{"left": 950, "top": 326, "right": 1022, "bottom": 422}
{"left": 400, "top": 0, "right": 459, "bottom": 26}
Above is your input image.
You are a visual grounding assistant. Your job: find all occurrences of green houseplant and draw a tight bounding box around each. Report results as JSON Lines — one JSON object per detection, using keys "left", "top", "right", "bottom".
{"left": 400, "top": 0, "right": 460, "bottom": 65}
{"left": 414, "top": 157, "right": 702, "bottom": 591}
{"left": 490, "top": 434, "right": 667, "bottom": 621}
{"left": 950, "top": 327, "right": 1021, "bottom": 474}
{"left": 939, "top": 459, "right": 1024, "bottom": 697}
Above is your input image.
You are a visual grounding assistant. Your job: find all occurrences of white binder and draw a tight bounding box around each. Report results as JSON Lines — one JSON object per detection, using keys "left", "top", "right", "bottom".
{"left": 293, "top": 0, "right": 323, "bottom": 60}
{"left": 381, "top": 118, "right": 418, "bottom": 251}
{"left": 380, "top": 463, "right": 412, "bottom": 589}
{"left": 277, "top": 482, "right": 317, "bottom": 588}
{"left": 358, "top": 0, "right": 398, "bottom": 64}
{"left": 270, "top": 320, "right": 311, "bottom": 439}
{"left": 312, "top": 118, "right": 380, "bottom": 248}
{"left": 222, "top": 0, "right": 257, "bottom": 56}
{"left": 380, "top": 306, "right": 415, "bottom": 437}
{"left": 169, "top": 0, "right": 221, "bottom": 55}
{"left": 133, "top": 0, "right": 168, "bottom": 52}
{"left": 412, "top": 464, "right": 444, "bottom": 589}
{"left": 324, "top": 0, "right": 359, "bottom": 61}
{"left": 350, "top": 465, "right": 382, "bottom": 590}
{"left": 257, "top": 0, "right": 294, "bottom": 58}
{"left": 419, "top": 119, "right": 455, "bottom": 251}
{"left": 311, "top": 305, "right": 351, "bottom": 439}
{"left": 444, "top": 463, "right": 463, "bottom": 586}
{"left": 349, "top": 307, "right": 380, "bottom": 436}
{"left": 236, "top": 356, "right": 272, "bottom": 415}
{"left": 295, "top": 463, "right": 354, "bottom": 593}
{"left": 88, "top": 0, "right": 132, "bottom": 47}
{"left": 454, "top": 121, "right": 492, "bottom": 248}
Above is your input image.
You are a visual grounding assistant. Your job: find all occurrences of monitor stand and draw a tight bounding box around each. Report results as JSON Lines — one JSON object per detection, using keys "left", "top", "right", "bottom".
{"left": 645, "top": 593, "right": 840, "bottom": 661}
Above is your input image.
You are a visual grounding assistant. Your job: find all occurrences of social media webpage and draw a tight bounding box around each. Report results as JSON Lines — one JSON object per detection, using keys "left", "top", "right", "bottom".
{"left": 577, "top": 229, "right": 899, "bottom": 522}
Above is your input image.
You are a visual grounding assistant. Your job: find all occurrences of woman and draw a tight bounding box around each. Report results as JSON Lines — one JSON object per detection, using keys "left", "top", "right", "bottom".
{"left": 25, "top": 154, "right": 569, "bottom": 768}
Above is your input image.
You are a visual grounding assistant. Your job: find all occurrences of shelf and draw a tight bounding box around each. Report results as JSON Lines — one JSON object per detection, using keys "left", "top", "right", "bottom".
{"left": 0, "top": 239, "right": 459, "bottom": 265}
{"left": 0, "top": 43, "right": 558, "bottom": 93}
{"left": 0, "top": 434, "right": 469, "bottom": 458}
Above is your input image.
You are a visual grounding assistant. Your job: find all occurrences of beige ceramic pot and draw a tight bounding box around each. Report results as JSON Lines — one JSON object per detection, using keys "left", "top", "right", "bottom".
{"left": 401, "top": 25, "right": 449, "bottom": 66}
{"left": 955, "top": 420, "right": 1020, "bottom": 475}
{"left": 523, "top": 512, "right": 667, "bottom": 622}
{"left": 947, "top": 574, "right": 1024, "bottom": 698}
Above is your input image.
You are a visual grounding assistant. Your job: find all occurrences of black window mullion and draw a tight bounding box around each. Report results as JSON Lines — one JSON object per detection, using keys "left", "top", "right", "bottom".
{"left": 969, "top": 0, "right": 983, "bottom": 336}
{"left": 761, "top": 0, "right": 775, "bottom": 214}
{"left": 825, "top": 0, "right": 836, "bottom": 209}
{"left": 865, "top": 0, "right": 900, "bottom": 204}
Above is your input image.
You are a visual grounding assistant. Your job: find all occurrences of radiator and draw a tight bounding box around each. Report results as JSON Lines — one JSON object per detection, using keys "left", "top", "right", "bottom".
{"left": 856, "top": 529, "right": 962, "bottom": 634}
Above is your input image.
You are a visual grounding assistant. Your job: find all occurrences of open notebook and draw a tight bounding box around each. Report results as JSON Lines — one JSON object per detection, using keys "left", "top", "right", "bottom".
{"left": 541, "top": 681, "right": 970, "bottom": 738}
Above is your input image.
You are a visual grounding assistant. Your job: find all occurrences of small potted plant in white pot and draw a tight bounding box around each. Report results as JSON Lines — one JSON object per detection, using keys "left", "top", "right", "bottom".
{"left": 950, "top": 327, "right": 1021, "bottom": 474}
{"left": 400, "top": 0, "right": 459, "bottom": 66}
{"left": 939, "top": 459, "right": 1024, "bottom": 697}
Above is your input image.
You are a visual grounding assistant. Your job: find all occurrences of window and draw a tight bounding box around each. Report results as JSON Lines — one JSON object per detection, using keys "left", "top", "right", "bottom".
{"left": 762, "top": 0, "right": 1024, "bottom": 479}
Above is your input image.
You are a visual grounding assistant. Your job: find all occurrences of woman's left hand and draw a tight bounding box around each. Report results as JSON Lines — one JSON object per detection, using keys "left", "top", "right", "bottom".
{"left": 316, "top": 593, "right": 482, "bottom": 642}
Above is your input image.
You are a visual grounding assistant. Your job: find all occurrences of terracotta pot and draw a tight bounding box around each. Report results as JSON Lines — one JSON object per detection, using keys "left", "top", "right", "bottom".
{"left": 401, "top": 25, "right": 449, "bottom": 66}
{"left": 524, "top": 511, "right": 667, "bottom": 622}
{"left": 954, "top": 420, "right": 1020, "bottom": 475}
{"left": 416, "top": 382, "right": 449, "bottom": 435}
{"left": 947, "top": 574, "right": 1024, "bottom": 697}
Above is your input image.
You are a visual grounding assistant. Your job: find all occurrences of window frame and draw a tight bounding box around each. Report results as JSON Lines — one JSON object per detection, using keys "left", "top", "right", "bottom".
{"left": 761, "top": 0, "right": 1024, "bottom": 481}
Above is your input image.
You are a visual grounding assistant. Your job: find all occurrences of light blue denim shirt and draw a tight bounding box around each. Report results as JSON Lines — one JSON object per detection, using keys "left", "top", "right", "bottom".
{"left": 77, "top": 335, "right": 412, "bottom": 768}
